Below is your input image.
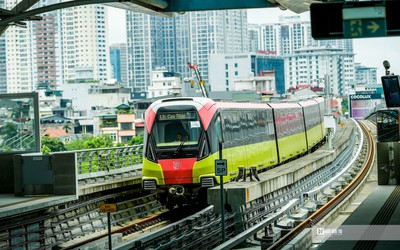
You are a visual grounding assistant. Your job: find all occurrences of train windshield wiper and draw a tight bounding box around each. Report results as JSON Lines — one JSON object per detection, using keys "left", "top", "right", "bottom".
{"left": 174, "top": 139, "right": 185, "bottom": 155}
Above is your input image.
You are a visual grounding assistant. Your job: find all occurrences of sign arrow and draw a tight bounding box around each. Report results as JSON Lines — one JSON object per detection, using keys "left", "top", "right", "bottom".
{"left": 367, "top": 21, "right": 380, "bottom": 33}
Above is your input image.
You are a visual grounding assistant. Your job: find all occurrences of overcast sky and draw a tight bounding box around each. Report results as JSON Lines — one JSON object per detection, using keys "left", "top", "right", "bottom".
{"left": 108, "top": 7, "right": 400, "bottom": 78}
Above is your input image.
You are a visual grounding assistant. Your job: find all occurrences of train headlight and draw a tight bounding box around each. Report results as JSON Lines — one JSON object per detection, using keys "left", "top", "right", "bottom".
{"left": 201, "top": 177, "right": 215, "bottom": 187}
{"left": 143, "top": 180, "right": 157, "bottom": 190}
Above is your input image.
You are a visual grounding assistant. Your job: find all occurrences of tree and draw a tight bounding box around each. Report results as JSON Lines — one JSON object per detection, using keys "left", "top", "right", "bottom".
{"left": 65, "top": 136, "right": 87, "bottom": 151}
{"left": 83, "top": 134, "right": 114, "bottom": 149}
{"left": 341, "top": 97, "right": 349, "bottom": 115}
{"left": 63, "top": 124, "right": 71, "bottom": 133}
{"left": 128, "top": 135, "right": 144, "bottom": 145}
{"left": 0, "top": 122, "right": 18, "bottom": 140}
{"left": 41, "top": 135, "right": 66, "bottom": 152}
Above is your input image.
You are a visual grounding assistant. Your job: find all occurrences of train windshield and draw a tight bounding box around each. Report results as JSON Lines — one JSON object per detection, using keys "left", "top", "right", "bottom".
{"left": 152, "top": 111, "right": 203, "bottom": 148}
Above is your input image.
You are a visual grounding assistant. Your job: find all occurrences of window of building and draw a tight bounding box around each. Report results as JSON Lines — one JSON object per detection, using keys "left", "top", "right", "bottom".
{"left": 121, "top": 136, "right": 133, "bottom": 144}
{"left": 120, "top": 123, "right": 133, "bottom": 130}
{"left": 110, "top": 133, "right": 117, "bottom": 141}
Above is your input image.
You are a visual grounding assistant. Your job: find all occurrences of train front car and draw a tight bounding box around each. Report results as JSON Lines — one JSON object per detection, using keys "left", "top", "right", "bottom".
{"left": 142, "top": 98, "right": 216, "bottom": 206}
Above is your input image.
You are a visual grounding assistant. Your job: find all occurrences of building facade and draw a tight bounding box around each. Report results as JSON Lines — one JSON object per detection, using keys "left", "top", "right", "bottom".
{"left": 284, "top": 46, "right": 355, "bottom": 95}
{"left": 355, "top": 63, "right": 378, "bottom": 85}
{"left": 251, "top": 15, "right": 353, "bottom": 57}
{"left": 209, "top": 53, "right": 285, "bottom": 93}
{"left": 147, "top": 67, "right": 181, "bottom": 98}
{"left": 2, "top": 0, "right": 111, "bottom": 93}
{"left": 110, "top": 43, "right": 128, "bottom": 85}
{"left": 125, "top": 10, "right": 248, "bottom": 92}
{"left": 36, "top": 15, "right": 57, "bottom": 87}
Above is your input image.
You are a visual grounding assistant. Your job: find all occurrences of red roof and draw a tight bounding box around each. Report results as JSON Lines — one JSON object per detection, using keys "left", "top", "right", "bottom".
{"left": 42, "top": 129, "right": 67, "bottom": 137}
{"left": 135, "top": 121, "right": 145, "bottom": 127}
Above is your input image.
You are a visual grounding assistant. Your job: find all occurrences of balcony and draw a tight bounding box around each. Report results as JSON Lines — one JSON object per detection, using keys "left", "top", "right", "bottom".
{"left": 100, "top": 121, "right": 118, "bottom": 128}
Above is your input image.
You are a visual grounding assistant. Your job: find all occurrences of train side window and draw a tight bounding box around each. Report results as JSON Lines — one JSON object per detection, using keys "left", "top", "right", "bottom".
{"left": 214, "top": 115, "right": 224, "bottom": 144}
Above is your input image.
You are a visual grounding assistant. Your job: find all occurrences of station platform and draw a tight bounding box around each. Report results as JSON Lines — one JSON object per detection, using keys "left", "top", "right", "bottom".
{"left": 0, "top": 175, "right": 142, "bottom": 219}
{"left": 315, "top": 185, "right": 400, "bottom": 249}
{"left": 0, "top": 194, "right": 77, "bottom": 219}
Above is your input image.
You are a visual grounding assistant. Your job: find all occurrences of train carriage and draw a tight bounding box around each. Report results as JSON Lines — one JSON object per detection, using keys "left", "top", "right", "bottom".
{"left": 142, "top": 97, "right": 326, "bottom": 207}
{"left": 217, "top": 102, "right": 278, "bottom": 174}
{"left": 298, "top": 99, "right": 325, "bottom": 150}
{"left": 315, "top": 97, "right": 327, "bottom": 138}
{"left": 268, "top": 102, "right": 307, "bottom": 162}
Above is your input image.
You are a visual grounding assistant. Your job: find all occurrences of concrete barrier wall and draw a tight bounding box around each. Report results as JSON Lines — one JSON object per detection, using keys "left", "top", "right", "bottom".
{"left": 0, "top": 154, "right": 15, "bottom": 193}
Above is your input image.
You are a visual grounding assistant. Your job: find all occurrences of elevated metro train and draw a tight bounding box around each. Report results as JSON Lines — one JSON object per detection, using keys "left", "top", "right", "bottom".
{"left": 142, "top": 97, "right": 326, "bottom": 206}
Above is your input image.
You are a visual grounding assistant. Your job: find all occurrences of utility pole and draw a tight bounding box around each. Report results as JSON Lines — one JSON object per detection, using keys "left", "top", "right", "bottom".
{"left": 324, "top": 74, "right": 335, "bottom": 149}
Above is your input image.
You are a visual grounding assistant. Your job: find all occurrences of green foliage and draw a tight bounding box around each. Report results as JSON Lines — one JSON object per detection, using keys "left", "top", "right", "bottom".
{"left": 0, "top": 122, "right": 18, "bottom": 140}
{"left": 42, "top": 133, "right": 140, "bottom": 152}
{"left": 41, "top": 135, "right": 66, "bottom": 152}
{"left": 341, "top": 97, "right": 349, "bottom": 114}
{"left": 42, "top": 144, "right": 52, "bottom": 154}
{"left": 128, "top": 135, "right": 144, "bottom": 145}
{"left": 116, "top": 109, "right": 135, "bottom": 114}
{"left": 63, "top": 124, "right": 71, "bottom": 133}
{"left": 83, "top": 134, "right": 114, "bottom": 149}
{"left": 65, "top": 135, "right": 89, "bottom": 151}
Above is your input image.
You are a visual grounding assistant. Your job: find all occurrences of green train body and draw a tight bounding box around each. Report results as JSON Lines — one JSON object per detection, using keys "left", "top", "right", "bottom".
{"left": 142, "top": 97, "right": 326, "bottom": 205}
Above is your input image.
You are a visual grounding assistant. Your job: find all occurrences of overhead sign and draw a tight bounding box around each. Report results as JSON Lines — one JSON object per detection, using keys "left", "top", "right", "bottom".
{"left": 99, "top": 203, "right": 117, "bottom": 213}
{"left": 215, "top": 159, "right": 227, "bottom": 176}
{"left": 343, "top": 6, "right": 386, "bottom": 38}
{"left": 310, "top": 1, "right": 400, "bottom": 39}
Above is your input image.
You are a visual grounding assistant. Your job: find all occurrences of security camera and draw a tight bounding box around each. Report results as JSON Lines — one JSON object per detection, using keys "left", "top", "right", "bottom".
{"left": 383, "top": 60, "right": 390, "bottom": 70}
{"left": 383, "top": 60, "right": 391, "bottom": 75}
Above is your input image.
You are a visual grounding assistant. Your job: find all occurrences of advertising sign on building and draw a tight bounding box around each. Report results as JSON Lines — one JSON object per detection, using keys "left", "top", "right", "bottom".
{"left": 349, "top": 93, "right": 383, "bottom": 119}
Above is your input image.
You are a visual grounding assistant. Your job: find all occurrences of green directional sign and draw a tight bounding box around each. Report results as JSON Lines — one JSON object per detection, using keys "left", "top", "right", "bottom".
{"left": 342, "top": 6, "right": 387, "bottom": 38}
{"left": 343, "top": 19, "right": 386, "bottom": 38}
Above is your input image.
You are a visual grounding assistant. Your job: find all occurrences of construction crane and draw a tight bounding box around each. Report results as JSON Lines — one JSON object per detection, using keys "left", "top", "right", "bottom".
{"left": 188, "top": 63, "right": 208, "bottom": 98}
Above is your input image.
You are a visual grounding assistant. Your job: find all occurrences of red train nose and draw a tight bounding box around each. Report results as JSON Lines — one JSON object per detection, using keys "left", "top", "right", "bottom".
{"left": 158, "top": 158, "right": 197, "bottom": 184}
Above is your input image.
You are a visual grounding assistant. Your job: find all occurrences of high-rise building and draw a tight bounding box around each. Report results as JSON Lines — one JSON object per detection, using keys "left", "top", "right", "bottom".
{"left": 209, "top": 53, "right": 285, "bottom": 93}
{"left": 110, "top": 43, "right": 128, "bottom": 85}
{"left": 248, "top": 15, "right": 355, "bottom": 95}
{"left": 36, "top": 15, "right": 57, "bottom": 87}
{"left": 256, "top": 16, "right": 315, "bottom": 56}
{"left": 60, "top": 4, "right": 110, "bottom": 84}
{"left": 253, "top": 15, "right": 353, "bottom": 56}
{"left": 284, "top": 45, "right": 355, "bottom": 95}
{"left": 2, "top": 0, "right": 111, "bottom": 93}
{"left": 125, "top": 10, "right": 248, "bottom": 92}
{"left": 0, "top": 34, "right": 6, "bottom": 94}
{"left": 248, "top": 23, "right": 260, "bottom": 53}
{"left": 0, "top": 0, "right": 5, "bottom": 94}
{"left": 355, "top": 63, "right": 378, "bottom": 85}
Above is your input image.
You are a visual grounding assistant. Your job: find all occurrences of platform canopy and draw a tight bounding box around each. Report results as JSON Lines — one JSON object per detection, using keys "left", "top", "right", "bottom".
{"left": 0, "top": 0, "right": 316, "bottom": 35}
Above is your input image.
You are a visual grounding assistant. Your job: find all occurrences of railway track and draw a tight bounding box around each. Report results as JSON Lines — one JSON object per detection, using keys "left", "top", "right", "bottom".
{"left": 1, "top": 120, "right": 373, "bottom": 249}
{"left": 266, "top": 120, "right": 375, "bottom": 249}
{"left": 0, "top": 188, "right": 164, "bottom": 249}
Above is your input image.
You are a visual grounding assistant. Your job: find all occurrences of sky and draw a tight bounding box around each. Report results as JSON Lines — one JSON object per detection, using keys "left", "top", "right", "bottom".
{"left": 108, "top": 7, "right": 400, "bottom": 79}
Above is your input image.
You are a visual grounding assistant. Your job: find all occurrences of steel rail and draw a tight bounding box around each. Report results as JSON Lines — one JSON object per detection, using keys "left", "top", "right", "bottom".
{"left": 268, "top": 120, "right": 375, "bottom": 249}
